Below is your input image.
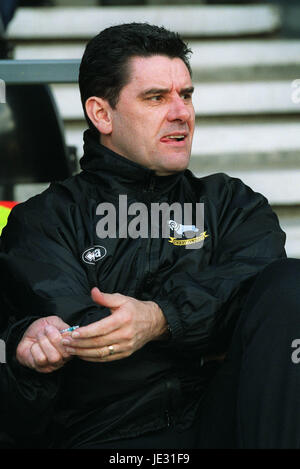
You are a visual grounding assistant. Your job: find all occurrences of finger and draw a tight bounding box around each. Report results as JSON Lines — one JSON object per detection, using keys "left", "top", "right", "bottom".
{"left": 65, "top": 343, "right": 121, "bottom": 359}
{"left": 70, "top": 314, "right": 123, "bottom": 340}
{"left": 62, "top": 329, "right": 124, "bottom": 349}
{"left": 31, "top": 342, "right": 48, "bottom": 368}
{"left": 30, "top": 341, "right": 70, "bottom": 373}
{"left": 44, "top": 316, "right": 70, "bottom": 331}
{"left": 91, "top": 287, "right": 125, "bottom": 309}
{"left": 45, "top": 325, "right": 71, "bottom": 359}
{"left": 36, "top": 330, "right": 65, "bottom": 366}
{"left": 18, "top": 345, "right": 36, "bottom": 369}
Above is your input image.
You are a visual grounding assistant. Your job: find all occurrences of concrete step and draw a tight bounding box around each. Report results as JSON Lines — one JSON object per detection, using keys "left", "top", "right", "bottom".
{"left": 273, "top": 207, "right": 300, "bottom": 258}
{"left": 13, "top": 39, "right": 300, "bottom": 82}
{"left": 63, "top": 119, "right": 300, "bottom": 166}
{"left": 282, "top": 227, "right": 300, "bottom": 258}
{"left": 61, "top": 119, "right": 300, "bottom": 205}
{"left": 14, "top": 39, "right": 300, "bottom": 66}
{"left": 7, "top": 5, "right": 281, "bottom": 40}
{"left": 49, "top": 80, "right": 300, "bottom": 120}
{"left": 63, "top": 119, "right": 300, "bottom": 181}
{"left": 190, "top": 39, "right": 300, "bottom": 81}
{"left": 194, "top": 168, "right": 300, "bottom": 206}
{"left": 191, "top": 120, "right": 300, "bottom": 165}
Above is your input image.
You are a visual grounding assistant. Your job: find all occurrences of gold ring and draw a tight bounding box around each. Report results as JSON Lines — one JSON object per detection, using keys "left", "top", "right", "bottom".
{"left": 108, "top": 345, "right": 114, "bottom": 355}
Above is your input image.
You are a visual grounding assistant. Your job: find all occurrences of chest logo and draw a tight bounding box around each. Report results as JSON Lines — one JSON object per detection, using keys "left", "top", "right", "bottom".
{"left": 82, "top": 246, "right": 107, "bottom": 265}
{"left": 168, "top": 231, "right": 209, "bottom": 246}
{"left": 168, "top": 220, "right": 199, "bottom": 236}
{"left": 168, "top": 220, "right": 209, "bottom": 247}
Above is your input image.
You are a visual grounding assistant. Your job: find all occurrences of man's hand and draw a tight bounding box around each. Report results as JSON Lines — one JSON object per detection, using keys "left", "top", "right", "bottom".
{"left": 16, "top": 316, "right": 74, "bottom": 373}
{"left": 61, "top": 287, "right": 168, "bottom": 362}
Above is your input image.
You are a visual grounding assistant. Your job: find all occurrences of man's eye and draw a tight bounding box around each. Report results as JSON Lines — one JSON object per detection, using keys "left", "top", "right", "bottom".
{"left": 181, "top": 93, "right": 192, "bottom": 101}
{"left": 149, "top": 95, "right": 162, "bottom": 102}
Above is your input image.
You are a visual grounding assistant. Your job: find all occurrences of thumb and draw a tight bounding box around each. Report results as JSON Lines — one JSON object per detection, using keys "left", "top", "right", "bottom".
{"left": 91, "top": 287, "right": 125, "bottom": 309}
{"left": 45, "top": 316, "right": 70, "bottom": 331}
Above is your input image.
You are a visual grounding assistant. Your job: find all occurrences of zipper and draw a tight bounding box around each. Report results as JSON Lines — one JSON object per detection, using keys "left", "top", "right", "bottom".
{"left": 143, "top": 174, "right": 155, "bottom": 193}
{"left": 145, "top": 174, "right": 155, "bottom": 279}
{"left": 164, "top": 378, "right": 174, "bottom": 428}
{"left": 134, "top": 175, "right": 155, "bottom": 296}
{"left": 165, "top": 410, "right": 171, "bottom": 427}
{"left": 148, "top": 176, "right": 155, "bottom": 192}
{"left": 135, "top": 218, "right": 152, "bottom": 297}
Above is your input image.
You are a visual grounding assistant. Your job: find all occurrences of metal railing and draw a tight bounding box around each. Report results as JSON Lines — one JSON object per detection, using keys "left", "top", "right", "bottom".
{"left": 0, "top": 59, "right": 80, "bottom": 84}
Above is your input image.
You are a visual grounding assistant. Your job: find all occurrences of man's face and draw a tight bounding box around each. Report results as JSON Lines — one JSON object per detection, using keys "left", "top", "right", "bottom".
{"left": 103, "top": 55, "right": 195, "bottom": 176}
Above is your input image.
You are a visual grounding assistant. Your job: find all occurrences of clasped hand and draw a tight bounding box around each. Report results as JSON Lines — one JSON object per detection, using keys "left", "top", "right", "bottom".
{"left": 16, "top": 288, "right": 167, "bottom": 372}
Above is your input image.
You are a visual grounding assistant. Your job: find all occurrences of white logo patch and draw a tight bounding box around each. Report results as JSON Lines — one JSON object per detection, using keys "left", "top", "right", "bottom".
{"left": 168, "top": 220, "right": 199, "bottom": 237}
{"left": 82, "top": 246, "right": 107, "bottom": 265}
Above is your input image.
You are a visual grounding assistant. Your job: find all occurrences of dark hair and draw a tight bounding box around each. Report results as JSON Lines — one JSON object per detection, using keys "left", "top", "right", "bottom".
{"left": 79, "top": 22, "right": 193, "bottom": 134}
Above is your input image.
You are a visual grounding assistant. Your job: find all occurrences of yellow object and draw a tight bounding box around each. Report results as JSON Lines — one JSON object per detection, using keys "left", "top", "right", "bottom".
{"left": 0, "top": 202, "right": 18, "bottom": 236}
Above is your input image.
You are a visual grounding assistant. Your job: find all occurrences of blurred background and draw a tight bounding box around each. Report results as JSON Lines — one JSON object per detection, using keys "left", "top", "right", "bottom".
{"left": 0, "top": 0, "right": 300, "bottom": 256}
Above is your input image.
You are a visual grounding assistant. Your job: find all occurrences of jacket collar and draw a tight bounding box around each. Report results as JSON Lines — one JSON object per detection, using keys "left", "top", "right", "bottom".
{"left": 80, "top": 129, "right": 185, "bottom": 195}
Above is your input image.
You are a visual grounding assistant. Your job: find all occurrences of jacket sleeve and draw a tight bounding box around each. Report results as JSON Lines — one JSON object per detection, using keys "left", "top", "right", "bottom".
{"left": 0, "top": 191, "right": 109, "bottom": 326}
{"left": 154, "top": 175, "right": 287, "bottom": 355}
{"left": 0, "top": 190, "right": 109, "bottom": 441}
{"left": 0, "top": 318, "right": 61, "bottom": 445}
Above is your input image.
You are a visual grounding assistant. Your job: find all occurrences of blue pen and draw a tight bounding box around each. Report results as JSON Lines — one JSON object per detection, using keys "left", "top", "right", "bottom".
{"left": 60, "top": 325, "right": 79, "bottom": 334}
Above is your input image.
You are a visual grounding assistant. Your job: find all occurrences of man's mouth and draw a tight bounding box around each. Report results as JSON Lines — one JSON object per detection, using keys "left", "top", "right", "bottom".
{"left": 160, "top": 133, "right": 188, "bottom": 144}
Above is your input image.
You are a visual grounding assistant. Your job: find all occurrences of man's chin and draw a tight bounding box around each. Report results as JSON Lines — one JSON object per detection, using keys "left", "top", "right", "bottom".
{"left": 156, "top": 158, "right": 190, "bottom": 176}
{"left": 168, "top": 152, "right": 190, "bottom": 171}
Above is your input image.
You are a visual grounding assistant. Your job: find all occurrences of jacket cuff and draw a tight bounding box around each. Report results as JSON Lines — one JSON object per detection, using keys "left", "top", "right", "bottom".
{"left": 4, "top": 317, "right": 41, "bottom": 377}
{"left": 154, "top": 297, "right": 183, "bottom": 340}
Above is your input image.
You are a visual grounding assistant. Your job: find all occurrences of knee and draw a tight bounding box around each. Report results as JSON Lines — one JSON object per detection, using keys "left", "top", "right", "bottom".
{"left": 239, "top": 258, "right": 300, "bottom": 339}
{"left": 255, "top": 258, "right": 300, "bottom": 297}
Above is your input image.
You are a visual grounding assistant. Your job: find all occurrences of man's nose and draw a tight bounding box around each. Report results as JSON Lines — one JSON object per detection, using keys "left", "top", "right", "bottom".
{"left": 167, "top": 95, "right": 191, "bottom": 122}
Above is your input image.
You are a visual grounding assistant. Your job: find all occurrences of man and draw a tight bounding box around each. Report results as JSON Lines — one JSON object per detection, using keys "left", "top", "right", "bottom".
{"left": 1, "top": 23, "right": 298, "bottom": 449}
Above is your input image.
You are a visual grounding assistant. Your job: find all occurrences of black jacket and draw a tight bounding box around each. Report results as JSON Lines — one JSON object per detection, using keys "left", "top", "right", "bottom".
{"left": 0, "top": 129, "right": 286, "bottom": 448}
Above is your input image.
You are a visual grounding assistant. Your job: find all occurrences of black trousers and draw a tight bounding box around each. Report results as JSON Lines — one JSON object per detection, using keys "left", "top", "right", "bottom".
{"left": 197, "top": 257, "right": 300, "bottom": 448}
{"left": 79, "top": 258, "right": 300, "bottom": 449}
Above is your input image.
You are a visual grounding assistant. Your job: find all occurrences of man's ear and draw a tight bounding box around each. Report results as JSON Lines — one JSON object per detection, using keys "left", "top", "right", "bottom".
{"left": 85, "top": 96, "right": 113, "bottom": 135}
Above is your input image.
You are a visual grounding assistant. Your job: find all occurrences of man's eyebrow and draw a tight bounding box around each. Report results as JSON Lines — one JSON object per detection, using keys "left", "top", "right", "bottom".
{"left": 181, "top": 86, "right": 195, "bottom": 95}
{"left": 139, "top": 88, "right": 169, "bottom": 97}
{"left": 139, "top": 86, "right": 194, "bottom": 97}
